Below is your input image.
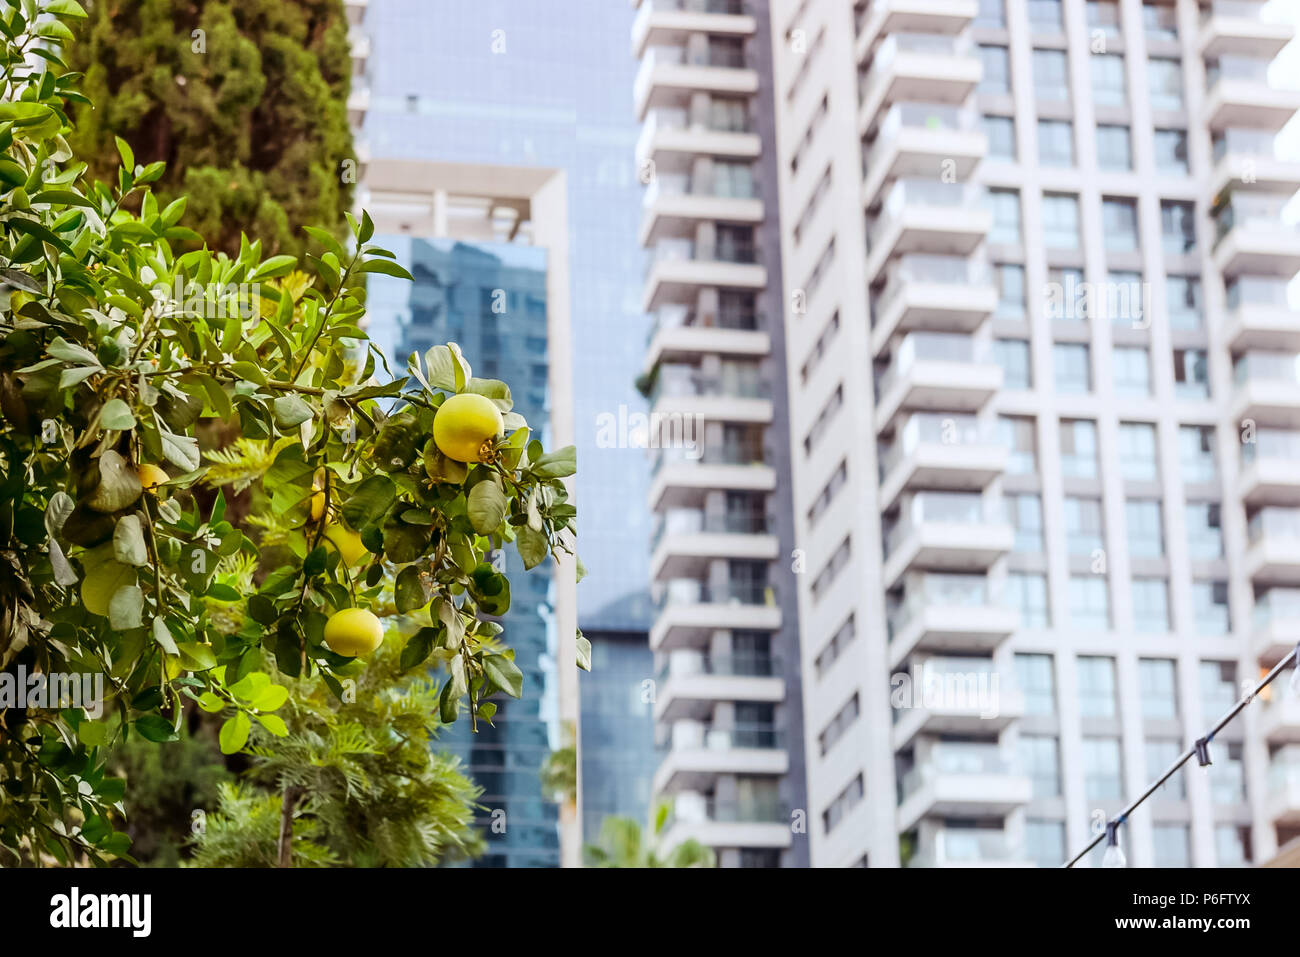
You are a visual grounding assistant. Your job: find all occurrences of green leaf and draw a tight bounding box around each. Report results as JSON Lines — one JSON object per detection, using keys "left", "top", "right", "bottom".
{"left": 230, "top": 360, "right": 267, "bottom": 386}
{"left": 251, "top": 684, "right": 289, "bottom": 712}
{"left": 399, "top": 626, "right": 438, "bottom": 672}
{"left": 483, "top": 654, "right": 523, "bottom": 699}
{"left": 134, "top": 715, "right": 178, "bottom": 743}
{"left": 341, "top": 474, "right": 396, "bottom": 530}
{"left": 197, "top": 692, "right": 224, "bottom": 714}
{"left": 151, "top": 616, "right": 179, "bottom": 655}
{"left": 359, "top": 258, "right": 414, "bottom": 280}
{"left": 531, "top": 445, "right": 577, "bottom": 479}
{"left": 516, "top": 523, "right": 548, "bottom": 570}
{"left": 576, "top": 631, "right": 592, "bottom": 672}
{"left": 46, "top": 335, "right": 99, "bottom": 366}
{"left": 256, "top": 713, "right": 288, "bottom": 737}
{"left": 394, "top": 564, "right": 429, "bottom": 613}
{"left": 218, "top": 713, "right": 251, "bottom": 754}
{"left": 176, "top": 641, "right": 217, "bottom": 672}
{"left": 47, "top": 0, "right": 90, "bottom": 17}
{"left": 249, "top": 255, "right": 298, "bottom": 281}
{"left": 112, "top": 514, "right": 148, "bottom": 566}
{"left": 99, "top": 397, "right": 135, "bottom": 430}
{"left": 159, "top": 428, "right": 200, "bottom": 472}
{"left": 467, "top": 477, "right": 507, "bottom": 534}
{"left": 107, "top": 584, "right": 143, "bottom": 630}
{"left": 76, "top": 720, "right": 108, "bottom": 748}
{"left": 272, "top": 394, "right": 314, "bottom": 428}
{"left": 113, "top": 135, "right": 134, "bottom": 172}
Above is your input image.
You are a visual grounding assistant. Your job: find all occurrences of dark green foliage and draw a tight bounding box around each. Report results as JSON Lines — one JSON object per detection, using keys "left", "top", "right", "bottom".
{"left": 66, "top": 0, "right": 355, "bottom": 257}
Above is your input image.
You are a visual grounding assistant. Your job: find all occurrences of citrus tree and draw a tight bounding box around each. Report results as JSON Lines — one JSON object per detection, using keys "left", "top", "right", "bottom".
{"left": 0, "top": 0, "right": 583, "bottom": 866}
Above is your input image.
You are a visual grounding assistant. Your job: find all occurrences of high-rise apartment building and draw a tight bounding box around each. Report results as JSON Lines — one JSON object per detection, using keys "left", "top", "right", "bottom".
{"left": 633, "top": 0, "right": 810, "bottom": 867}
{"left": 640, "top": 0, "right": 1300, "bottom": 867}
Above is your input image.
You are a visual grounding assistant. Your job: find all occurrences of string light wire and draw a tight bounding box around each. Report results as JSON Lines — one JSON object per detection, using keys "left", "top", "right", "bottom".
{"left": 1063, "top": 645, "right": 1299, "bottom": 868}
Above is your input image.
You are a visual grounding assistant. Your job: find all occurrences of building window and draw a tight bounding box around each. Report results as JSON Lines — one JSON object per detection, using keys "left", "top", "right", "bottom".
{"left": 1209, "top": 742, "right": 1246, "bottom": 805}
{"left": 976, "top": 0, "right": 1006, "bottom": 30}
{"left": 994, "top": 263, "right": 1026, "bottom": 318}
{"left": 1126, "top": 499, "right": 1165, "bottom": 558}
{"left": 998, "top": 414, "right": 1037, "bottom": 473}
{"left": 1038, "top": 120, "right": 1074, "bottom": 167}
{"left": 1019, "top": 735, "right": 1061, "bottom": 797}
{"left": 1107, "top": 270, "right": 1145, "bottom": 328}
{"left": 1060, "top": 418, "right": 1099, "bottom": 478}
{"left": 979, "top": 45, "right": 1011, "bottom": 94}
{"left": 1199, "top": 660, "right": 1238, "bottom": 720}
{"left": 1016, "top": 653, "right": 1056, "bottom": 715}
{"left": 1087, "top": 1, "right": 1121, "bottom": 37}
{"left": 815, "top": 614, "right": 856, "bottom": 678}
{"left": 1026, "top": 820, "right": 1066, "bottom": 868}
{"left": 1033, "top": 48, "right": 1070, "bottom": 102}
{"left": 984, "top": 114, "right": 1016, "bottom": 160}
{"left": 810, "top": 536, "right": 851, "bottom": 602}
{"left": 1173, "top": 348, "right": 1210, "bottom": 399}
{"left": 1065, "top": 496, "right": 1105, "bottom": 556}
{"left": 1153, "top": 824, "right": 1190, "bottom": 867}
{"left": 1102, "top": 197, "right": 1139, "bottom": 251}
{"left": 807, "top": 459, "right": 848, "bottom": 526}
{"left": 1071, "top": 577, "right": 1111, "bottom": 631}
{"left": 1113, "top": 347, "right": 1151, "bottom": 397}
{"left": 1216, "top": 824, "right": 1252, "bottom": 866}
{"left": 1096, "top": 124, "right": 1132, "bottom": 171}
{"left": 1008, "top": 572, "right": 1051, "bottom": 629}
{"left": 1139, "top": 659, "right": 1178, "bottom": 719}
{"left": 818, "top": 692, "right": 860, "bottom": 756}
{"left": 1148, "top": 58, "right": 1184, "bottom": 111}
{"left": 801, "top": 310, "right": 840, "bottom": 383}
{"left": 1192, "top": 581, "right": 1230, "bottom": 635}
{"left": 1118, "top": 421, "right": 1159, "bottom": 482}
{"left": 1042, "top": 192, "right": 1081, "bottom": 248}
{"left": 804, "top": 382, "right": 844, "bottom": 455}
{"left": 1053, "top": 343, "right": 1091, "bottom": 393}
{"left": 994, "top": 339, "right": 1032, "bottom": 391}
{"left": 1132, "top": 579, "right": 1170, "bottom": 633}
{"left": 1006, "top": 492, "right": 1044, "bottom": 553}
{"left": 1161, "top": 200, "right": 1196, "bottom": 255}
{"left": 1154, "top": 128, "right": 1189, "bottom": 173}
{"left": 1186, "top": 502, "right": 1223, "bottom": 559}
{"left": 1144, "top": 3, "right": 1179, "bottom": 42}
{"left": 1167, "top": 275, "right": 1202, "bottom": 329}
{"left": 1091, "top": 53, "right": 1127, "bottom": 106}
{"left": 1147, "top": 738, "right": 1187, "bottom": 799}
{"left": 987, "top": 188, "right": 1021, "bottom": 244}
{"left": 1027, "top": 0, "right": 1063, "bottom": 31}
{"left": 822, "top": 772, "right": 864, "bottom": 834}
{"left": 1083, "top": 737, "right": 1124, "bottom": 800}
{"left": 1179, "top": 424, "right": 1218, "bottom": 484}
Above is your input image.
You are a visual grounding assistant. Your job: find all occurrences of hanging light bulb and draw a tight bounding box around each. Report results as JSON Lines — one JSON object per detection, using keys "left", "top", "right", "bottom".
{"left": 1102, "top": 821, "right": 1127, "bottom": 869}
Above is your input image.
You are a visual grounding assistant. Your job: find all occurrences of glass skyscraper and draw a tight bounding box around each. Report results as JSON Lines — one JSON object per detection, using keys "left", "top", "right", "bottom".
{"left": 357, "top": 0, "right": 657, "bottom": 854}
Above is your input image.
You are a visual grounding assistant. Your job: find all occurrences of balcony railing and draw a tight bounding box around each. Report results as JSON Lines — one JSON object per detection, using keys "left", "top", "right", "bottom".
{"left": 886, "top": 571, "right": 996, "bottom": 639}
{"left": 876, "top": 330, "right": 988, "bottom": 400}
{"left": 650, "top": 441, "right": 767, "bottom": 475}
{"left": 899, "top": 743, "right": 1014, "bottom": 803}
{"left": 878, "top": 412, "right": 989, "bottom": 479}
{"left": 658, "top": 722, "right": 785, "bottom": 752}
{"left": 649, "top": 364, "right": 767, "bottom": 406}
{"left": 873, "top": 254, "right": 991, "bottom": 328}
{"left": 1248, "top": 506, "right": 1300, "bottom": 545}
{"left": 1214, "top": 194, "right": 1296, "bottom": 247}
{"left": 1255, "top": 586, "right": 1300, "bottom": 628}
{"left": 657, "top": 651, "right": 781, "bottom": 684}
{"left": 1234, "top": 351, "right": 1300, "bottom": 387}
{"left": 909, "top": 828, "right": 1022, "bottom": 866}
{"left": 651, "top": 506, "right": 769, "bottom": 551}
{"left": 655, "top": 579, "right": 777, "bottom": 611}
{"left": 664, "top": 797, "right": 787, "bottom": 832}
{"left": 863, "top": 102, "right": 979, "bottom": 175}
{"left": 867, "top": 179, "right": 983, "bottom": 255}
{"left": 643, "top": 0, "right": 748, "bottom": 13}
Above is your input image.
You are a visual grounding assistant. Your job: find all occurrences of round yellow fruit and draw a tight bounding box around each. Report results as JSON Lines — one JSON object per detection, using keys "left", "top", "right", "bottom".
{"left": 323, "top": 607, "right": 384, "bottom": 657}
{"left": 324, "top": 523, "right": 369, "bottom": 566}
{"left": 433, "top": 393, "right": 503, "bottom": 463}
{"left": 137, "top": 463, "right": 169, "bottom": 491}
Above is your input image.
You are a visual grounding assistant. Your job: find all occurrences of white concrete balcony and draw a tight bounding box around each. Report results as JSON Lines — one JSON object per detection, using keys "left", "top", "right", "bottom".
{"left": 650, "top": 509, "right": 778, "bottom": 581}
{"left": 650, "top": 580, "right": 781, "bottom": 651}
{"left": 891, "top": 662, "right": 1023, "bottom": 750}
{"left": 1230, "top": 359, "right": 1300, "bottom": 428}
{"left": 878, "top": 414, "right": 1006, "bottom": 510}
{"left": 1209, "top": 139, "right": 1300, "bottom": 198}
{"left": 653, "top": 722, "right": 788, "bottom": 794}
{"left": 896, "top": 747, "right": 1032, "bottom": 833}
{"left": 886, "top": 587, "right": 1018, "bottom": 668}
{"left": 1253, "top": 592, "right": 1300, "bottom": 664}
{"left": 862, "top": 103, "right": 986, "bottom": 209}
{"left": 635, "top": 45, "right": 759, "bottom": 121}
{"left": 882, "top": 495, "right": 1013, "bottom": 588}
{"left": 865, "top": 181, "right": 990, "bottom": 284}
{"left": 855, "top": 0, "right": 977, "bottom": 64}
{"left": 347, "top": 85, "right": 370, "bottom": 126}
{"left": 1212, "top": 201, "right": 1300, "bottom": 278}
{"left": 869, "top": 255, "right": 997, "bottom": 357}
{"left": 1266, "top": 761, "right": 1300, "bottom": 826}
{"left": 647, "top": 365, "right": 772, "bottom": 429}
{"left": 906, "top": 828, "right": 1033, "bottom": 868}
{"left": 644, "top": 308, "right": 769, "bottom": 370}
{"left": 1223, "top": 283, "right": 1300, "bottom": 351}
{"left": 1205, "top": 72, "right": 1300, "bottom": 132}
{"left": 1198, "top": 1, "right": 1293, "bottom": 60}
{"left": 649, "top": 453, "right": 775, "bottom": 511}
{"left": 655, "top": 651, "right": 784, "bottom": 722}
{"left": 1259, "top": 692, "right": 1300, "bottom": 746}
{"left": 633, "top": 0, "right": 756, "bottom": 59}
{"left": 857, "top": 34, "right": 981, "bottom": 138}
{"left": 636, "top": 108, "right": 762, "bottom": 166}
{"left": 640, "top": 178, "right": 764, "bottom": 246}
{"left": 659, "top": 795, "right": 790, "bottom": 852}
{"left": 1239, "top": 451, "right": 1300, "bottom": 507}
{"left": 1243, "top": 509, "right": 1300, "bottom": 585}
{"left": 874, "top": 333, "right": 1002, "bottom": 433}
{"left": 642, "top": 244, "right": 766, "bottom": 313}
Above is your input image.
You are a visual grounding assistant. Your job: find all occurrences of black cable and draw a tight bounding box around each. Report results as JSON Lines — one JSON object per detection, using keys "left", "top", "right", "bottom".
{"left": 1062, "top": 645, "right": 1298, "bottom": 868}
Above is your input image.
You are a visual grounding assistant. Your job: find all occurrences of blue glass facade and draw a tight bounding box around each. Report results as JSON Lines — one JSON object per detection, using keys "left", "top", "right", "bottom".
{"left": 361, "top": 1, "right": 656, "bottom": 854}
